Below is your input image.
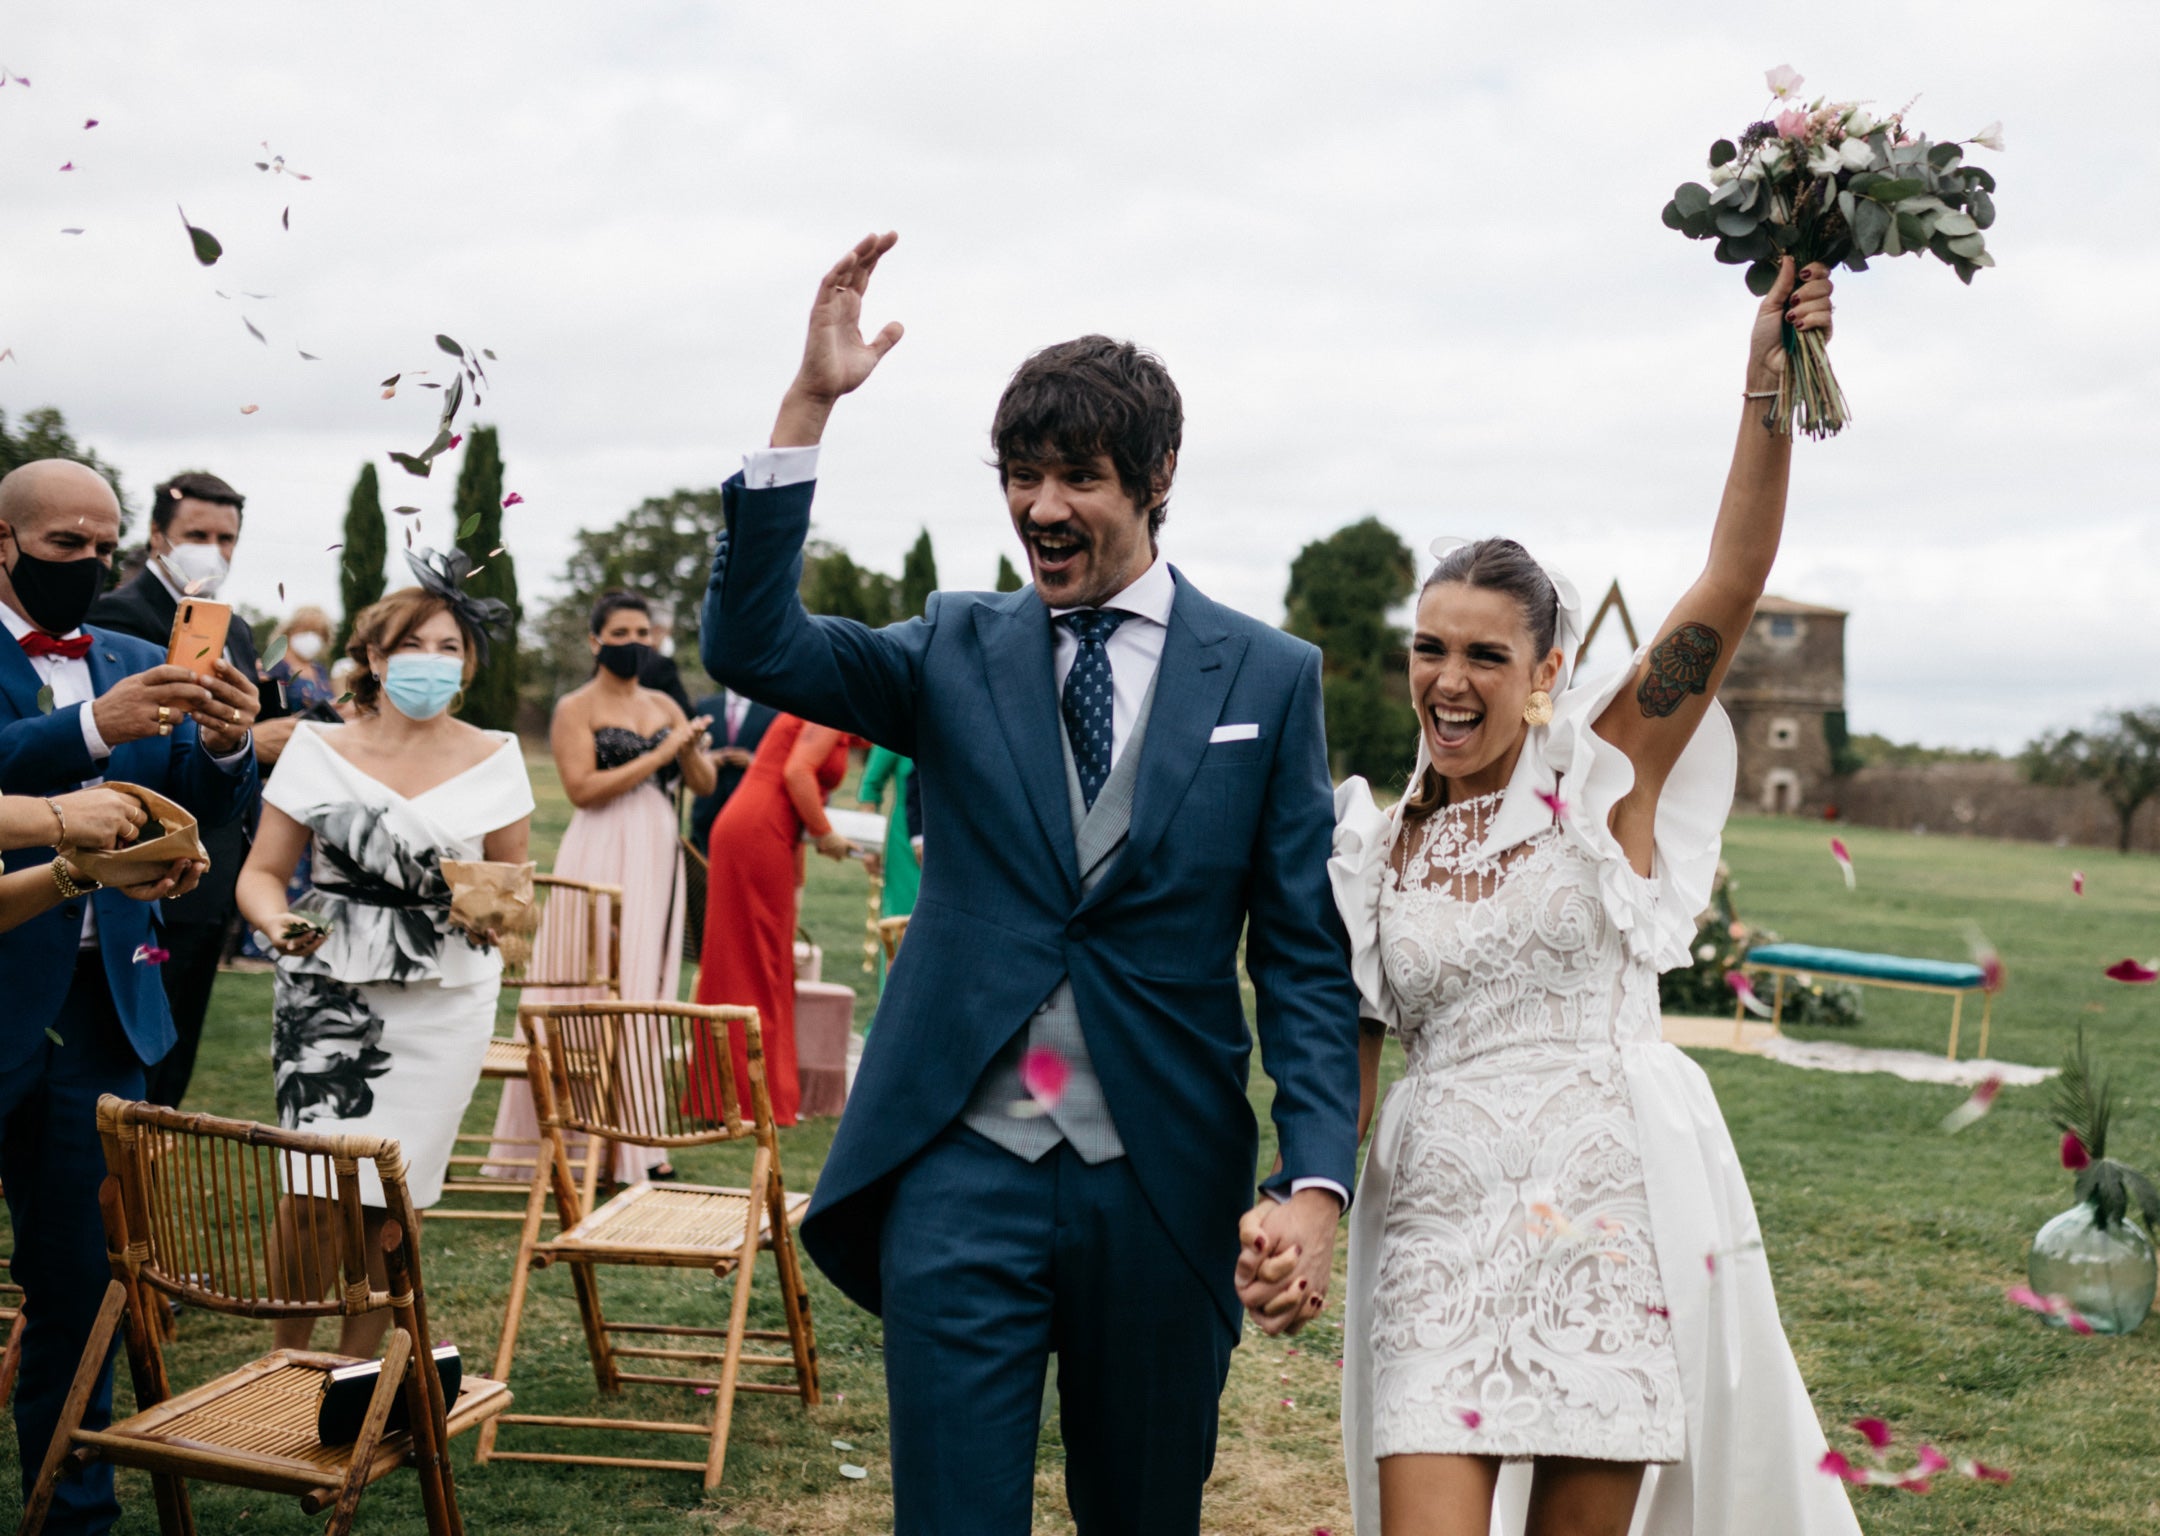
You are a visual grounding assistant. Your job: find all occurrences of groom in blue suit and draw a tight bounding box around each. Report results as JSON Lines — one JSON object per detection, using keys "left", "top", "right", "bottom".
{"left": 0, "top": 460, "right": 260, "bottom": 1535}
{"left": 701, "top": 234, "right": 1360, "bottom": 1534}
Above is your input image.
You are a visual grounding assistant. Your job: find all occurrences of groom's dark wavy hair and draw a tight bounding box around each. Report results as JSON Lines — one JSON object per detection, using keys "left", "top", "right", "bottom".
{"left": 990, "top": 335, "right": 1183, "bottom": 540}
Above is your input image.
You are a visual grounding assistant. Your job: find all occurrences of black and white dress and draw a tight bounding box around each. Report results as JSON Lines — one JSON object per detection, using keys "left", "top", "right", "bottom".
{"left": 264, "top": 722, "right": 535, "bottom": 1208}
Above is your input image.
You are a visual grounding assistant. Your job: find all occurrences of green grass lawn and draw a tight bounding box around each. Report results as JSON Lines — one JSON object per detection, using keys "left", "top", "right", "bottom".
{"left": 8, "top": 782, "right": 2160, "bottom": 1533}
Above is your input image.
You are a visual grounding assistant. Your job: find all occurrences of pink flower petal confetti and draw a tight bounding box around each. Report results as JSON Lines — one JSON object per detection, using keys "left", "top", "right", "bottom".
{"left": 1009, "top": 1046, "right": 1070, "bottom": 1118}
{"left": 1851, "top": 1417, "right": 1893, "bottom": 1451}
{"left": 239, "top": 404, "right": 259, "bottom": 416}
{"left": 1940, "top": 1075, "right": 2002, "bottom": 1133}
{"left": 1535, "top": 789, "right": 1567, "bottom": 820}
{"left": 2071, "top": 870, "right": 2085, "bottom": 896}
{"left": 1829, "top": 836, "right": 1855, "bottom": 890}
{"left": 501, "top": 491, "right": 525, "bottom": 508}
{"left": 58, "top": 161, "right": 74, "bottom": 172}
{"left": 2006, "top": 1284, "right": 2095, "bottom": 1334}
{"left": 2103, "top": 958, "right": 2157, "bottom": 984}
{"left": 2061, "top": 1131, "right": 2090, "bottom": 1171}
{"left": 1725, "top": 970, "right": 1773, "bottom": 1019}
{"left": 1456, "top": 1407, "right": 1482, "bottom": 1429}
{"left": 1960, "top": 1458, "right": 2013, "bottom": 1484}
{"left": 83, "top": 118, "right": 97, "bottom": 129}
{"left": 132, "top": 944, "right": 171, "bottom": 966}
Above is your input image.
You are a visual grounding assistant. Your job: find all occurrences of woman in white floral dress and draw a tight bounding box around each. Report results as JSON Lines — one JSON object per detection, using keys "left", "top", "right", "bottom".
{"left": 1328, "top": 260, "right": 1861, "bottom": 1536}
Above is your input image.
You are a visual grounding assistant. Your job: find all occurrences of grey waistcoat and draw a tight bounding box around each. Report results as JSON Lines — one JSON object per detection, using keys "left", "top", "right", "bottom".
{"left": 959, "top": 673, "right": 1158, "bottom": 1163}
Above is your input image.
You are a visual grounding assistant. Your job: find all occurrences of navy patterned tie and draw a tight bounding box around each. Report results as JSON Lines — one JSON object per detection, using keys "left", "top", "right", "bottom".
{"left": 1060, "top": 609, "right": 1128, "bottom": 810}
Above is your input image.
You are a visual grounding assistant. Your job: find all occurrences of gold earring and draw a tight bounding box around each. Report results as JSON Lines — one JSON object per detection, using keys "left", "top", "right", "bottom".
{"left": 1523, "top": 690, "right": 1554, "bottom": 727}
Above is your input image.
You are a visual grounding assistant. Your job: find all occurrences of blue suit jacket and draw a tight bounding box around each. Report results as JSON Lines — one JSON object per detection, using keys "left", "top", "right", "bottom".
{"left": 0, "top": 625, "right": 259, "bottom": 1072}
{"left": 702, "top": 475, "right": 1360, "bottom": 1327}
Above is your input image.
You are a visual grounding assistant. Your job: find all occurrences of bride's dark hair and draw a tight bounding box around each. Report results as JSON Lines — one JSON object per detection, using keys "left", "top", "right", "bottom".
{"left": 1402, "top": 539, "right": 1561, "bottom": 819}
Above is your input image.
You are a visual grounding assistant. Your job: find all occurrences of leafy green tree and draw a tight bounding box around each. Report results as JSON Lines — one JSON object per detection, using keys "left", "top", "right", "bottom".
{"left": 451, "top": 426, "right": 519, "bottom": 731}
{"left": 2023, "top": 707, "right": 2160, "bottom": 853}
{"left": 0, "top": 406, "right": 133, "bottom": 539}
{"left": 995, "top": 553, "right": 1024, "bottom": 592}
{"left": 1283, "top": 516, "right": 1417, "bottom": 783}
{"left": 801, "top": 540, "right": 898, "bottom": 624}
{"left": 523, "top": 488, "right": 731, "bottom": 721}
{"left": 335, "top": 462, "right": 388, "bottom": 654}
{"left": 898, "top": 528, "right": 939, "bottom": 619}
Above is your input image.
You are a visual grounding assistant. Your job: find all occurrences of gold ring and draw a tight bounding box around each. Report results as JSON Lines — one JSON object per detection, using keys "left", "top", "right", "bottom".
{"left": 230, "top": 706, "right": 241, "bottom": 723}
{"left": 157, "top": 705, "right": 171, "bottom": 725}
{"left": 158, "top": 723, "right": 172, "bottom": 737}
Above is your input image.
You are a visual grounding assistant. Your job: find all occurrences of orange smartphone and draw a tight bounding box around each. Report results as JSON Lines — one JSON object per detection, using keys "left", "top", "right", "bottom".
{"left": 166, "top": 599, "right": 231, "bottom": 678}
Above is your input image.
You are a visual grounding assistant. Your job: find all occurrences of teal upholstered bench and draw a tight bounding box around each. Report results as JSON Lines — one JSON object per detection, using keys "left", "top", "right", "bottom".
{"left": 1739, "top": 942, "right": 1997, "bottom": 1060}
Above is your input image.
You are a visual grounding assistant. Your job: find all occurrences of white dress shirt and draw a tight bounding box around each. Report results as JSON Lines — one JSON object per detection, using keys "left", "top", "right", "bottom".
{"left": 742, "top": 447, "right": 1349, "bottom": 1209}
{"left": 723, "top": 689, "right": 752, "bottom": 744}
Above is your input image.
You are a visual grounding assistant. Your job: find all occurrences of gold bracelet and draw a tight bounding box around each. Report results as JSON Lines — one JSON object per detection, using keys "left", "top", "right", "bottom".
{"left": 1742, "top": 389, "right": 1778, "bottom": 400}
{"left": 45, "top": 797, "right": 68, "bottom": 846}
{"left": 51, "top": 856, "right": 100, "bottom": 900}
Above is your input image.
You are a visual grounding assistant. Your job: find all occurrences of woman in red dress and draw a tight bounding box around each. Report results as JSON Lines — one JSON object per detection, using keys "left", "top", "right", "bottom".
{"left": 687, "top": 713, "right": 851, "bottom": 1126}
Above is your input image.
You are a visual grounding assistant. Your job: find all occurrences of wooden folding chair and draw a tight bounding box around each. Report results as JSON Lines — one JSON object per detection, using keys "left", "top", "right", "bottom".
{"left": 0, "top": 1179, "right": 23, "bottom": 1408}
{"left": 19, "top": 1098, "right": 510, "bottom": 1536}
{"left": 476, "top": 1002, "right": 817, "bottom": 1489}
{"left": 438, "top": 874, "right": 624, "bottom": 1224}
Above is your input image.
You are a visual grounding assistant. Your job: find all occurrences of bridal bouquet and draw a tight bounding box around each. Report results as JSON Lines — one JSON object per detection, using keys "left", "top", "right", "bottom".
{"left": 1663, "top": 66, "right": 2003, "bottom": 438}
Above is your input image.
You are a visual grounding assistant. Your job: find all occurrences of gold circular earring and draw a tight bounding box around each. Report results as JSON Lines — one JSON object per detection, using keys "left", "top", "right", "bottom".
{"left": 1523, "top": 690, "right": 1554, "bottom": 727}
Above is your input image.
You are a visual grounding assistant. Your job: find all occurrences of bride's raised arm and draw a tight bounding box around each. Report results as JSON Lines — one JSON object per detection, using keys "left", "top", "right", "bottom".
{"left": 1596, "top": 255, "right": 1833, "bottom": 863}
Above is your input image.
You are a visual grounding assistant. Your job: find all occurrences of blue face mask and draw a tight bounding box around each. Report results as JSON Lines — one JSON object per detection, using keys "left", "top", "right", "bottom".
{"left": 381, "top": 653, "right": 465, "bottom": 720}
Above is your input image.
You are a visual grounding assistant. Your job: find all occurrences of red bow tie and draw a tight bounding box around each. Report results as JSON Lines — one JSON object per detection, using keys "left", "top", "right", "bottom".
{"left": 17, "top": 631, "right": 92, "bottom": 661}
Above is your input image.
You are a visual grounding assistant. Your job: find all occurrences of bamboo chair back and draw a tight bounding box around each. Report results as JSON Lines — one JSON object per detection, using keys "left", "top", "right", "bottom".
{"left": 501, "top": 875, "right": 623, "bottom": 995}
{"left": 97, "top": 1097, "right": 422, "bottom": 1327}
{"left": 0, "top": 1179, "right": 22, "bottom": 1405}
{"left": 523, "top": 1001, "right": 771, "bottom": 1153}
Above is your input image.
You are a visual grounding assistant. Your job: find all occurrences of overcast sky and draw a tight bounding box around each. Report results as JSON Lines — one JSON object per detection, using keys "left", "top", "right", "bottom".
{"left": 4, "top": 1, "right": 2154, "bottom": 749}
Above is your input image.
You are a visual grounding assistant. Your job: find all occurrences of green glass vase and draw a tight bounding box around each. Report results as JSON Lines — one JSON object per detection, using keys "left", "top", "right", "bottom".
{"left": 2027, "top": 1202, "right": 2157, "bottom": 1335}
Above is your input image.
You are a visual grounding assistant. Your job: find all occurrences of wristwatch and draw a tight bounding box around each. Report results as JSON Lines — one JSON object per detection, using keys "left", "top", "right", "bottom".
{"left": 51, "top": 856, "right": 101, "bottom": 900}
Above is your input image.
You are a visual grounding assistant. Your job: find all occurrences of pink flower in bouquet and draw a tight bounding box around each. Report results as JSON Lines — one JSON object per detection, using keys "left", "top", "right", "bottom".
{"left": 1765, "top": 64, "right": 1805, "bottom": 101}
{"left": 2061, "top": 1131, "right": 2090, "bottom": 1171}
{"left": 1775, "top": 107, "right": 1810, "bottom": 141}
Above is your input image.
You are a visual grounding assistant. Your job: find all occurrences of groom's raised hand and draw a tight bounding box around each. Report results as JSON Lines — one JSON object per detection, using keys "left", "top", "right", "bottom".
{"left": 772, "top": 231, "right": 906, "bottom": 449}
{"left": 1235, "top": 1190, "right": 1341, "bottom": 1336}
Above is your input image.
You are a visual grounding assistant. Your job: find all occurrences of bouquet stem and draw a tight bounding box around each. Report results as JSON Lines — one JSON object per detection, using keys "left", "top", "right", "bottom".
{"left": 1769, "top": 321, "right": 1849, "bottom": 440}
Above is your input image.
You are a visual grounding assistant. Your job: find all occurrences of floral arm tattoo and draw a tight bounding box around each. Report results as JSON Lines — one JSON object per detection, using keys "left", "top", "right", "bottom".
{"left": 1636, "top": 622, "right": 1722, "bottom": 719}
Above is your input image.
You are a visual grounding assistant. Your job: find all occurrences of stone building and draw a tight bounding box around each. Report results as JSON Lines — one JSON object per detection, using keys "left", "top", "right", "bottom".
{"left": 1718, "top": 595, "right": 1849, "bottom": 814}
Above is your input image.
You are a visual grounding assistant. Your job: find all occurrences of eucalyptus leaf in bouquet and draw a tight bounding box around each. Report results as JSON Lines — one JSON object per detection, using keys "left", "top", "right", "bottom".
{"left": 1663, "top": 67, "right": 2003, "bottom": 439}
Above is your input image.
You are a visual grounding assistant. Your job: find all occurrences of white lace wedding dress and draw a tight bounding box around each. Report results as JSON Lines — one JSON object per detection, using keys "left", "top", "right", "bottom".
{"left": 1369, "top": 793, "right": 1685, "bottom": 1464}
{"left": 1333, "top": 652, "right": 1860, "bottom": 1536}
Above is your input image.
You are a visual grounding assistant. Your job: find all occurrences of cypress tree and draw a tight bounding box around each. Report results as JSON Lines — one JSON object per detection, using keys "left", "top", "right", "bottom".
{"left": 898, "top": 528, "right": 939, "bottom": 618}
{"left": 336, "top": 461, "right": 387, "bottom": 654}
{"left": 994, "top": 553, "right": 1024, "bottom": 592}
{"left": 451, "top": 426, "right": 520, "bottom": 731}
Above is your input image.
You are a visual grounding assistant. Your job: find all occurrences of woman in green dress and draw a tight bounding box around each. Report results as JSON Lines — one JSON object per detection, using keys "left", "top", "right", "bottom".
{"left": 857, "top": 745, "right": 918, "bottom": 989}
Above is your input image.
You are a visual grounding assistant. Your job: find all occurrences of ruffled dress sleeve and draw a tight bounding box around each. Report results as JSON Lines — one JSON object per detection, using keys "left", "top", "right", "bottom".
{"left": 1328, "top": 775, "right": 1403, "bottom": 1032}
{"left": 1536, "top": 646, "right": 1735, "bottom": 973}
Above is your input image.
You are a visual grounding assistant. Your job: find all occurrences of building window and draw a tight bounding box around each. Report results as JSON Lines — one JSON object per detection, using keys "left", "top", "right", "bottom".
{"left": 1768, "top": 717, "right": 1800, "bottom": 749}
{"left": 1761, "top": 769, "right": 1801, "bottom": 814}
{"left": 1759, "top": 612, "right": 1802, "bottom": 650}
{"left": 1769, "top": 614, "right": 1797, "bottom": 638}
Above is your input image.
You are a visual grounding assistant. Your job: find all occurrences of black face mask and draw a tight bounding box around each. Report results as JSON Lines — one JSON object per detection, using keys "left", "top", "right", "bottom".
{"left": 5, "top": 545, "right": 107, "bottom": 636}
{"left": 595, "top": 641, "right": 651, "bottom": 680}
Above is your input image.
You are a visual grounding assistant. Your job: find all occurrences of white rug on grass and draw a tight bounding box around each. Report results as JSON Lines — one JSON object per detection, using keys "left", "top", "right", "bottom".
{"left": 1756, "top": 1035, "right": 2056, "bottom": 1087}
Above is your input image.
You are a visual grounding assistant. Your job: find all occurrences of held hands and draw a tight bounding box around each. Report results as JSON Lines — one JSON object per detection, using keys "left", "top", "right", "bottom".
{"left": 773, "top": 231, "right": 904, "bottom": 448}
{"left": 1234, "top": 1189, "right": 1343, "bottom": 1337}
{"left": 1746, "top": 257, "right": 1835, "bottom": 393}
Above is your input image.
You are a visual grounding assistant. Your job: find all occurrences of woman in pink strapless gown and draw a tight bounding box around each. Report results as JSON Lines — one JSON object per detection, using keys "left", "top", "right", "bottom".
{"left": 485, "top": 593, "right": 715, "bottom": 1184}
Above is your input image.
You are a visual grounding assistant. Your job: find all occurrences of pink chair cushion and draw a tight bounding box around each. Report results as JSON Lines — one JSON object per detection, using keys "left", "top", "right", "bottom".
{"left": 795, "top": 980, "right": 855, "bottom": 1117}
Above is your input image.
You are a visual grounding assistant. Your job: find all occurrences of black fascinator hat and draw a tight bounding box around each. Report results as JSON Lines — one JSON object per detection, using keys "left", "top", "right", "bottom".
{"left": 404, "top": 547, "right": 512, "bottom": 666}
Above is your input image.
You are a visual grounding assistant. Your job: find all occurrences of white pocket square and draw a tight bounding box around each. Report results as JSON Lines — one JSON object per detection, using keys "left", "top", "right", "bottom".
{"left": 1209, "top": 723, "right": 1260, "bottom": 743}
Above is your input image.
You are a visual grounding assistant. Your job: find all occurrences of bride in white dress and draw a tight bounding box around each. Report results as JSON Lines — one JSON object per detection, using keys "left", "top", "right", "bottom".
{"left": 1329, "top": 259, "right": 1861, "bottom": 1536}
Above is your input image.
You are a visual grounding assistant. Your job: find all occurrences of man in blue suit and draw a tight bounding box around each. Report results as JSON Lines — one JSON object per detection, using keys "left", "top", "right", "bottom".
{"left": 0, "top": 459, "right": 261, "bottom": 1536}
{"left": 702, "top": 234, "right": 1360, "bottom": 1535}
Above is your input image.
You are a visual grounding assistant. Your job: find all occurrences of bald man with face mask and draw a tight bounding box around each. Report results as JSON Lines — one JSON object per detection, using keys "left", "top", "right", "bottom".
{"left": 0, "top": 459, "right": 259, "bottom": 1536}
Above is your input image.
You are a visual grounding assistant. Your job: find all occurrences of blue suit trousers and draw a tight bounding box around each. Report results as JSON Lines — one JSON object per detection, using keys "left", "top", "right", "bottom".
{"left": 2, "top": 952, "right": 142, "bottom": 1536}
{"left": 879, "top": 1126, "right": 1236, "bottom": 1536}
